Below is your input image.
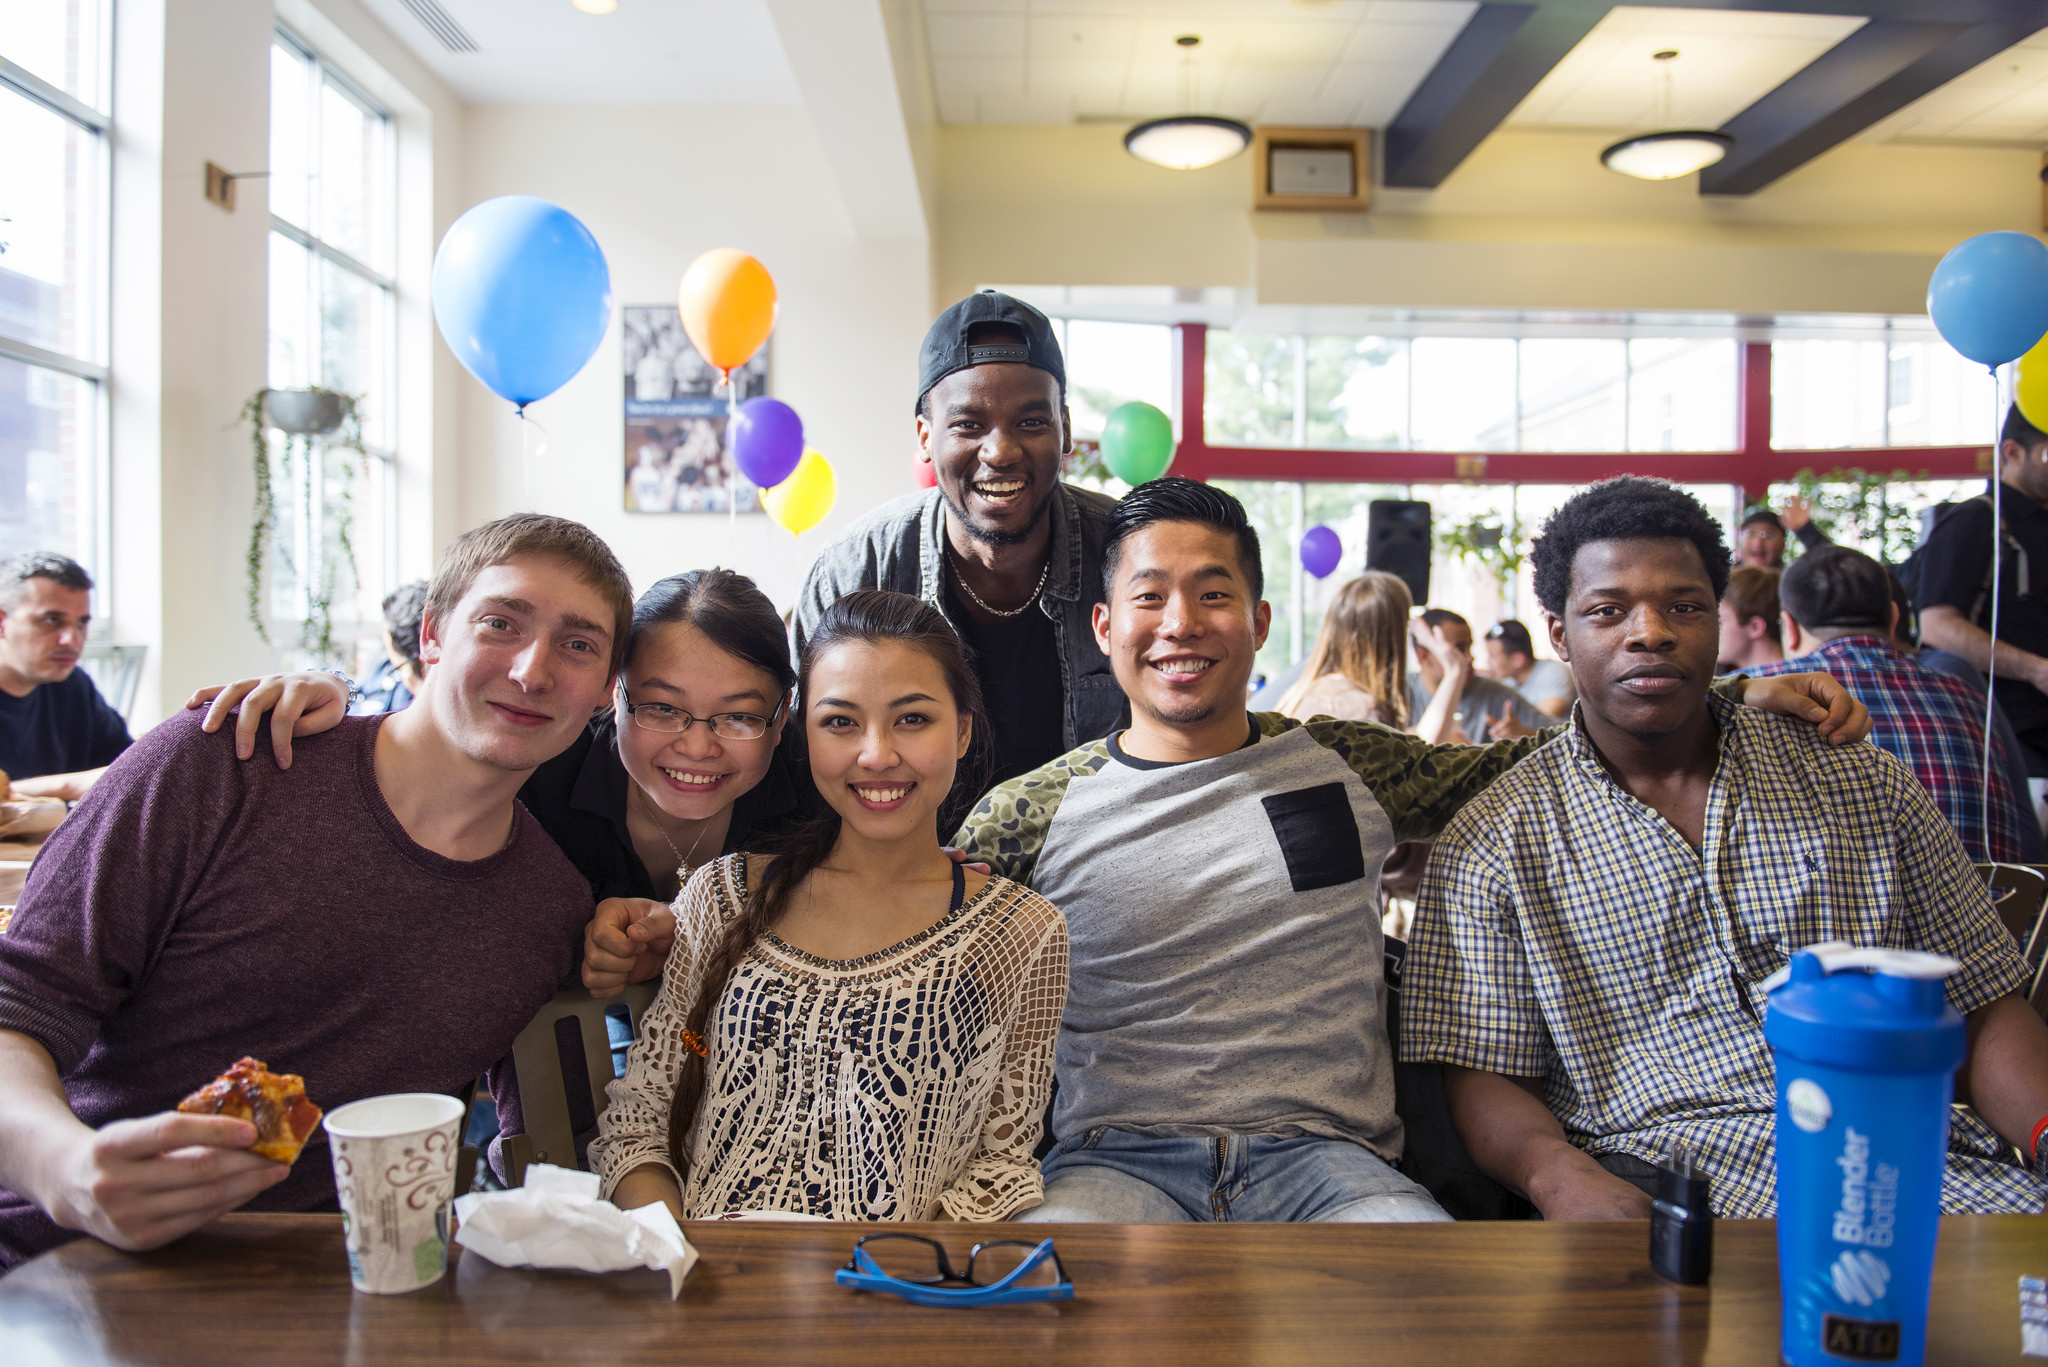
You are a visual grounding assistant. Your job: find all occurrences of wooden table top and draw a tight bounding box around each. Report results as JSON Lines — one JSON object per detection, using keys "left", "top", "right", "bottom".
{"left": 1, "top": 1213, "right": 2041, "bottom": 1365}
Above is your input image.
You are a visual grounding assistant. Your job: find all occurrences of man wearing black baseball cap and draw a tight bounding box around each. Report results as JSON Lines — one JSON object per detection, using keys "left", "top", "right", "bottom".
{"left": 793, "top": 291, "right": 1124, "bottom": 783}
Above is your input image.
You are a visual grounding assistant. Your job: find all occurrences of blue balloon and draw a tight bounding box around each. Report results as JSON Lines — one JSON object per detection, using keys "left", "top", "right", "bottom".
{"left": 731, "top": 397, "right": 804, "bottom": 489}
{"left": 1300, "top": 525, "right": 1342, "bottom": 580}
{"left": 432, "top": 196, "right": 612, "bottom": 409}
{"left": 1927, "top": 231, "right": 2048, "bottom": 368}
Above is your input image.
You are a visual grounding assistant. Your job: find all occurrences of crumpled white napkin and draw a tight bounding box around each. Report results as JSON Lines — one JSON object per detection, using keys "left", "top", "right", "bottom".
{"left": 453, "top": 1164, "right": 698, "bottom": 1298}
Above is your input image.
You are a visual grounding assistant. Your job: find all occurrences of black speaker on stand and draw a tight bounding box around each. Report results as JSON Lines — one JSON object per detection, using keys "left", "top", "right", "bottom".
{"left": 1366, "top": 499, "right": 1432, "bottom": 605}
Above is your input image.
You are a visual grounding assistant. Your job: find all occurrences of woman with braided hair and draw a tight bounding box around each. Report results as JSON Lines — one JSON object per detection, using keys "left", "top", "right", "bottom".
{"left": 589, "top": 590, "right": 1069, "bottom": 1221}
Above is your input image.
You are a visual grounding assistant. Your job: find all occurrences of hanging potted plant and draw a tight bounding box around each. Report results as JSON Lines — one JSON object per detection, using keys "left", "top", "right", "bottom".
{"left": 239, "top": 386, "right": 366, "bottom": 663}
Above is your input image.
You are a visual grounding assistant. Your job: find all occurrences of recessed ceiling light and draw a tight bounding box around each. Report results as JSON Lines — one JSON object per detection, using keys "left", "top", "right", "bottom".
{"left": 1124, "top": 116, "right": 1253, "bottom": 171}
{"left": 572, "top": 0, "right": 618, "bottom": 13}
{"left": 1599, "top": 129, "right": 1733, "bottom": 180}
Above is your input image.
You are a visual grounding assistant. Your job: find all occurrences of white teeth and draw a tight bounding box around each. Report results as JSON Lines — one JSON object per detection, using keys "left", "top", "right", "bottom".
{"left": 976, "top": 481, "right": 1023, "bottom": 497}
{"left": 856, "top": 786, "right": 911, "bottom": 803}
{"left": 1154, "top": 659, "right": 1212, "bottom": 675}
{"left": 661, "top": 768, "right": 722, "bottom": 786}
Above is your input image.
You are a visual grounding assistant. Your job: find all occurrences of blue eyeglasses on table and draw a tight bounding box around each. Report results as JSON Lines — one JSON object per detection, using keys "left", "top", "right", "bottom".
{"left": 835, "top": 1233, "right": 1074, "bottom": 1307}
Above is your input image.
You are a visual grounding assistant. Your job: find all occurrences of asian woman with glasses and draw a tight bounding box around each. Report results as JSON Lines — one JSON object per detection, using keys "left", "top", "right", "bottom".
{"left": 589, "top": 590, "right": 1068, "bottom": 1223}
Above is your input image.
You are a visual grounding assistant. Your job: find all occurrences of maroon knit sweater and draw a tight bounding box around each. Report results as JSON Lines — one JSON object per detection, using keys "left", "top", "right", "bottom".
{"left": 0, "top": 712, "right": 593, "bottom": 1269}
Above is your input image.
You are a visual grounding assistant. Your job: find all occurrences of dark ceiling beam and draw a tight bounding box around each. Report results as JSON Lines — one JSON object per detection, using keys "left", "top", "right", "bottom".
{"left": 1701, "top": 16, "right": 2048, "bottom": 195}
{"left": 1381, "top": 0, "right": 2048, "bottom": 197}
{"left": 1382, "top": 2, "right": 1603, "bottom": 189}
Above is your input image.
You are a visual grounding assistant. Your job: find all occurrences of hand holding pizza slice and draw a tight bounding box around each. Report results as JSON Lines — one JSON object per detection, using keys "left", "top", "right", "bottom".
{"left": 176, "top": 1057, "right": 323, "bottom": 1165}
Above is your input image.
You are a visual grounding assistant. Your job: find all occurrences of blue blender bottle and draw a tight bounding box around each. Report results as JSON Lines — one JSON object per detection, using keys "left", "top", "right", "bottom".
{"left": 1764, "top": 942, "right": 1965, "bottom": 1367}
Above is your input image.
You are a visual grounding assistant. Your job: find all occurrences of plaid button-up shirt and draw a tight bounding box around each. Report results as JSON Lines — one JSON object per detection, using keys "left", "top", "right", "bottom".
{"left": 1747, "top": 635, "right": 2030, "bottom": 864}
{"left": 1402, "top": 692, "right": 2043, "bottom": 1218}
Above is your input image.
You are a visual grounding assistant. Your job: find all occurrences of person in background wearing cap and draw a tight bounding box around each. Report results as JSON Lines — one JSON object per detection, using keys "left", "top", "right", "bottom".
{"left": 1478, "top": 619, "right": 1573, "bottom": 720}
{"left": 1735, "top": 508, "right": 1787, "bottom": 569}
{"left": 794, "top": 292, "right": 1123, "bottom": 785}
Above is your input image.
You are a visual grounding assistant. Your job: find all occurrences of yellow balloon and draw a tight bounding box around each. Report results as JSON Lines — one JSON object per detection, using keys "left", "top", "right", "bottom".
{"left": 761, "top": 448, "right": 836, "bottom": 535}
{"left": 2017, "top": 331, "right": 2048, "bottom": 433}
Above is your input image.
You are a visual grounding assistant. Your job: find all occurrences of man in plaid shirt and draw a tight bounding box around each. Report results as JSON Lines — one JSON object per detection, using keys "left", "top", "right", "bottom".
{"left": 1404, "top": 477, "right": 2048, "bottom": 1220}
{"left": 1748, "top": 543, "right": 2033, "bottom": 864}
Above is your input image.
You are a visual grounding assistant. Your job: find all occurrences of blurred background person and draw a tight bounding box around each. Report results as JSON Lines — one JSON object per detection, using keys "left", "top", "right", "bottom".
{"left": 0, "top": 553, "right": 130, "bottom": 801}
{"left": 1276, "top": 572, "right": 1471, "bottom": 744}
{"left": 1479, "top": 619, "right": 1573, "bottom": 720}
{"left": 1407, "top": 608, "right": 1548, "bottom": 741}
{"left": 351, "top": 581, "right": 429, "bottom": 717}
{"left": 1735, "top": 508, "right": 1787, "bottom": 569}
{"left": 1718, "top": 565, "right": 1784, "bottom": 674}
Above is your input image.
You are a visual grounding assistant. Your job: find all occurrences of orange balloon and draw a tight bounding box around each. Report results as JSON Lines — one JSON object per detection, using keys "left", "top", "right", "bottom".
{"left": 677, "top": 248, "right": 777, "bottom": 375}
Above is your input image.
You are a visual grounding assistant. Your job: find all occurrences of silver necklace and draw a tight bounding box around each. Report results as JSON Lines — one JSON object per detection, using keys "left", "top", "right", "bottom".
{"left": 948, "top": 544, "right": 1049, "bottom": 619}
{"left": 634, "top": 780, "right": 713, "bottom": 889}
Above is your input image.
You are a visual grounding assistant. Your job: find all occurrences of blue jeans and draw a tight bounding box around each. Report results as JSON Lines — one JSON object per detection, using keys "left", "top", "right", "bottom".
{"left": 1020, "top": 1129, "right": 1453, "bottom": 1223}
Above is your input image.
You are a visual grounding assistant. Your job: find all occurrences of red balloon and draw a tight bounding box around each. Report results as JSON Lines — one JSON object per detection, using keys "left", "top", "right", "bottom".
{"left": 914, "top": 457, "right": 938, "bottom": 490}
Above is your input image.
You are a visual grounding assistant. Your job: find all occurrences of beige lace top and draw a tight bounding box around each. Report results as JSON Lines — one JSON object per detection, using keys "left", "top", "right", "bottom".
{"left": 590, "top": 853, "right": 1069, "bottom": 1222}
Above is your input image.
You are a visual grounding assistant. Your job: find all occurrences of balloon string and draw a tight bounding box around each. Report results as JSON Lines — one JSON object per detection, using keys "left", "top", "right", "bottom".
{"left": 727, "top": 368, "right": 739, "bottom": 552}
{"left": 517, "top": 406, "right": 549, "bottom": 509}
{"left": 1985, "top": 365, "right": 2003, "bottom": 846}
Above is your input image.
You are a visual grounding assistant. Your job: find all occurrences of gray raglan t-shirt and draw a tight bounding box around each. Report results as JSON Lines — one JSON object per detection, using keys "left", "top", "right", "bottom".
{"left": 954, "top": 713, "right": 1547, "bottom": 1161}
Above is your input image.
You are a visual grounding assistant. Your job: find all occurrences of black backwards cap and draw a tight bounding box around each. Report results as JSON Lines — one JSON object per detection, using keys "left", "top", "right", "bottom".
{"left": 915, "top": 290, "right": 1066, "bottom": 414}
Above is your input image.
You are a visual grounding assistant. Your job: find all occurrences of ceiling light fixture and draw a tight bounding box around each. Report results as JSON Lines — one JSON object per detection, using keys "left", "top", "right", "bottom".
{"left": 1124, "top": 36, "right": 1251, "bottom": 171}
{"left": 572, "top": 0, "right": 618, "bottom": 14}
{"left": 1600, "top": 50, "right": 1732, "bottom": 181}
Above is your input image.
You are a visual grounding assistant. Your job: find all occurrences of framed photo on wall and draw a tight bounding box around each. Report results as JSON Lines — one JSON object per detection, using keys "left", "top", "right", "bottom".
{"left": 622, "top": 305, "right": 770, "bottom": 513}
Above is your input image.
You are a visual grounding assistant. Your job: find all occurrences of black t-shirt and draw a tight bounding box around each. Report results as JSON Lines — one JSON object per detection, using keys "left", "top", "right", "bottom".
{"left": 0, "top": 669, "right": 133, "bottom": 780}
{"left": 516, "top": 714, "right": 820, "bottom": 902}
{"left": 946, "top": 583, "right": 1065, "bottom": 786}
{"left": 1915, "top": 484, "right": 2048, "bottom": 769}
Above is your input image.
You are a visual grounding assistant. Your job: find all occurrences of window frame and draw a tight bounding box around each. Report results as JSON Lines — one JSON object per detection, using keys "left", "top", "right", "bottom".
{"left": 265, "top": 24, "right": 400, "bottom": 642}
{"left": 0, "top": 11, "right": 114, "bottom": 616}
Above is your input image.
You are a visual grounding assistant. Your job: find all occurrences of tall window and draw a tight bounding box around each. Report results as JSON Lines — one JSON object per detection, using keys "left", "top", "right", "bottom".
{"left": 0, "top": 1, "right": 109, "bottom": 587}
{"left": 266, "top": 28, "right": 396, "bottom": 660}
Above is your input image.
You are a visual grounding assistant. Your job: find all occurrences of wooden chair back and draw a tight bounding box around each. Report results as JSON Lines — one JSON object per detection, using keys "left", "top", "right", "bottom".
{"left": 502, "top": 982, "right": 659, "bottom": 1188}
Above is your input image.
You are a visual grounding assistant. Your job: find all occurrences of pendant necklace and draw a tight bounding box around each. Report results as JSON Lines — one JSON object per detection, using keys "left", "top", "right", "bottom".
{"left": 948, "top": 543, "right": 1049, "bottom": 619}
{"left": 634, "top": 780, "right": 713, "bottom": 891}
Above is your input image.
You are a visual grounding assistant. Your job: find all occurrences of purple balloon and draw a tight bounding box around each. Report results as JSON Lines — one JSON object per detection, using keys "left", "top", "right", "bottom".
{"left": 1300, "top": 525, "right": 1342, "bottom": 580}
{"left": 730, "top": 396, "right": 804, "bottom": 489}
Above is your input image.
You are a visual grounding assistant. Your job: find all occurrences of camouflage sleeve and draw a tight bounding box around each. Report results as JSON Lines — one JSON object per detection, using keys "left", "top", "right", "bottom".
{"left": 949, "top": 744, "right": 1107, "bottom": 888}
{"left": 1291, "top": 713, "right": 1560, "bottom": 844}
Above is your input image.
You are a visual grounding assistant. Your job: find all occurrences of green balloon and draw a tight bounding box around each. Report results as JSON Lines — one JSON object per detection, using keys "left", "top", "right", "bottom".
{"left": 1101, "top": 401, "right": 1176, "bottom": 485}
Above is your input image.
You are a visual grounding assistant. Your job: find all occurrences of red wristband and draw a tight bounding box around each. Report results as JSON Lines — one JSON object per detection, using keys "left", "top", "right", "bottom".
{"left": 2031, "top": 1115, "right": 2048, "bottom": 1165}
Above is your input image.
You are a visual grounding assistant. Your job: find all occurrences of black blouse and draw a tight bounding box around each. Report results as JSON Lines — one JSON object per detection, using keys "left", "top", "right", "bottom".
{"left": 516, "top": 715, "right": 820, "bottom": 903}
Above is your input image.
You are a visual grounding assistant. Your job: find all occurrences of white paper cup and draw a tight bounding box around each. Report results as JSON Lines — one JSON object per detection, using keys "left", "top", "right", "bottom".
{"left": 326, "top": 1092, "right": 467, "bottom": 1294}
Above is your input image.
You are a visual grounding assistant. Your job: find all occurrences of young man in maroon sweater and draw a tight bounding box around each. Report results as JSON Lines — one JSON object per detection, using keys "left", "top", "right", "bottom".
{"left": 0, "top": 514, "right": 632, "bottom": 1270}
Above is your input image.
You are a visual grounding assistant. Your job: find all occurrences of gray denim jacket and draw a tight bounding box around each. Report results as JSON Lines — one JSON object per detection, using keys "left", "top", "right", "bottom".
{"left": 793, "top": 484, "right": 1129, "bottom": 751}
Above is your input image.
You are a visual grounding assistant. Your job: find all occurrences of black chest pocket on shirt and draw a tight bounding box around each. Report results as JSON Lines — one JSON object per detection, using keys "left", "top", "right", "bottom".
{"left": 1261, "top": 783, "right": 1366, "bottom": 892}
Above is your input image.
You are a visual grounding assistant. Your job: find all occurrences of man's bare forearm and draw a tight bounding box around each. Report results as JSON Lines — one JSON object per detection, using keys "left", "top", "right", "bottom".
{"left": 0, "top": 1030, "right": 90, "bottom": 1217}
{"left": 10, "top": 769, "right": 103, "bottom": 802}
{"left": 1961, "top": 996, "right": 2048, "bottom": 1158}
{"left": 1443, "top": 1064, "right": 1651, "bottom": 1219}
{"left": 1918, "top": 606, "right": 2048, "bottom": 689}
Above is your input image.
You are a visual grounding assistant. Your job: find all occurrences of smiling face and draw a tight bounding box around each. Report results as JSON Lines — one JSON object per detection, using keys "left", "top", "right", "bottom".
{"left": 0, "top": 577, "right": 90, "bottom": 690}
{"left": 416, "top": 554, "right": 619, "bottom": 773}
{"left": 615, "top": 621, "right": 788, "bottom": 824}
{"left": 916, "top": 361, "right": 1070, "bottom": 547}
{"left": 1549, "top": 537, "right": 1719, "bottom": 743}
{"left": 1094, "top": 520, "right": 1270, "bottom": 733}
{"left": 805, "top": 639, "right": 972, "bottom": 842}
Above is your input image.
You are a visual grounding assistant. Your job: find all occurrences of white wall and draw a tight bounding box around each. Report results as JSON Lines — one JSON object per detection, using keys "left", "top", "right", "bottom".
{"left": 108, "top": 0, "right": 462, "bottom": 723}
{"left": 458, "top": 104, "right": 934, "bottom": 609}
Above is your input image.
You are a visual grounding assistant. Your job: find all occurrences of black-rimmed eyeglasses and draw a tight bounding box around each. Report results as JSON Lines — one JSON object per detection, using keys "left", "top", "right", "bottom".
{"left": 617, "top": 689, "right": 787, "bottom": 740}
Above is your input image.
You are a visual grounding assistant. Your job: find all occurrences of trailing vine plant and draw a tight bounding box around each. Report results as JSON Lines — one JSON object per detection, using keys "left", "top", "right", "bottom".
{"left": 240, "top": 387, "right": 366, "bottom": 664}
{"left": 1769, "top": 466, "right": 1931, "bottom": 566}
{"left": 1435, "top": 514, "right": 1525, "bottom": 598}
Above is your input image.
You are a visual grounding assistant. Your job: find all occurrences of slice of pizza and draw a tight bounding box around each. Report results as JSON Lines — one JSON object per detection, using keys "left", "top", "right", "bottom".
{"left": 177, "top": 1057, "right": 324, "bottom": 1165}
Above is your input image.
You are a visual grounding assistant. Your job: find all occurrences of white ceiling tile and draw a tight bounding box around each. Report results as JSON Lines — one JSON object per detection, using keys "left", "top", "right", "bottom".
{"left": 1320, "top": 58, "right": 1433, "bottom": 115}
{"left": 937, "top": 89, "right": 982, "bottom": 123}
{"left": 1027, "top": 14, "right": 1138, "bottom": 60}
{"left": 1130, "top": 19, "right": 1247, "bottom": 64}
{"left": 935, "top": 56, "right": 1027, "bottom": 103}
{"left": 1219, "top": 60, "right": 1330, "bottom": 111}
{"left": 927, "top": 0, "right": 1028, "bottom": 12}
{"left": 927, "top": 13, "right": 1027, "bottom": 58}
{"left": 1341, "top": 18, "right": 1469, "bottom": 67}
{"left": 1027, "top": 57, "right": 1132, "bottom": 99}
{"left": 975, "top": 88, "right": 1079, "bottom": 123}
{"left": 1240, "top": 21, "right": 1358, "bottom": 63}
{"left": 1365, "top": 1, "right": 1478, "bottom": 24}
